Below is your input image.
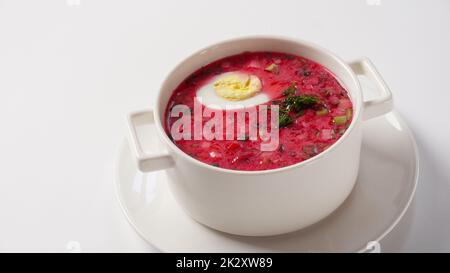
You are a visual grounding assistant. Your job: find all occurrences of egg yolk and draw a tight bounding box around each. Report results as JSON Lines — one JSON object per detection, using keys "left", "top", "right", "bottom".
{"left": 213, "top": 73, "right": 262, "bottom": 101}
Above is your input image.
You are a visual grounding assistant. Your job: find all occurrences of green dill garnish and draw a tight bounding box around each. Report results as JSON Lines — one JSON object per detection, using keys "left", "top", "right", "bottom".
{"left": 283, "top": 95, "right": 320, "bottom": 113}
{"left": 279, "top": 112, "right": 293, "bottom": 128}
{"left": 273, "top": 83, "right": 320, "bottom": 128}
{"left": 295, "top": 110, "right": 305, "bottom": 117}
{"left": 282, "top": 83, "right": 297, "bottom": 96}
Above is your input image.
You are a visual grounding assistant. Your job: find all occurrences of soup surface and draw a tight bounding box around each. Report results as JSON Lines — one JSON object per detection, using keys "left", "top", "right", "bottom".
{"left": 165, "top": 52, "right": 353, "bottom": 171}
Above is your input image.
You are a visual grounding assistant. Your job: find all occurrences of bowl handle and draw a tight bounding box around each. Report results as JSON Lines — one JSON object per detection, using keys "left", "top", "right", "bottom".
{"left": 127, "top": 110, "right": 174, "bottom": 172}
{"left": 349, "top": 57, "right": 393, "bottom": 120}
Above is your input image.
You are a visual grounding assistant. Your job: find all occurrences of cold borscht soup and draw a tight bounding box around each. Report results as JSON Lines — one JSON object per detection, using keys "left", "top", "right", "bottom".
{"left": 165, "top": 52, "right": 353, "bottom": 171}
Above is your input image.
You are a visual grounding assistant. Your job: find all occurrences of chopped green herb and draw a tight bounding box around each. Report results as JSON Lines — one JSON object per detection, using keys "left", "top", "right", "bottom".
{"left": 274, "top": 83, "right": 320, "bottom": 127}
{"left": 283, "top": 95, "right": 320, "bottom": 113}
{"left": 346, "top": 108, "right": 353, "bottom": 120}
{"left": 333, "top": 115, "right": 348, "bottom": 125}
{"left": 316, "top": 108, "right": 329, "bottom": 116}
{"left": 274, "top": 88, "right": 320, "bottom": 127}
{"left": 279, "top": 112, "right": 293, "bottom": 128}
{"left": 282, "top": 83, "right": 297, "bottom": 96}
{"left": 295, "top": 110, "right": 305, "bottom": 117}
{"left": 303, "top": 71, "right": 311, "bottom": 76}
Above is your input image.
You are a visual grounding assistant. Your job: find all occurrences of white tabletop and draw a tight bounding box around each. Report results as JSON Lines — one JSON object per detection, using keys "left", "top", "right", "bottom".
{"left": 0, "top": 0, "right": 449, "bottom": 252}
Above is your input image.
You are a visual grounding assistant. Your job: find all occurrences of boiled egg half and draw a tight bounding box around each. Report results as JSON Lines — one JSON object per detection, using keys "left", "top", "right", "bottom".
{"left": 196, "top": 72, "right": 269, "bottom": 110}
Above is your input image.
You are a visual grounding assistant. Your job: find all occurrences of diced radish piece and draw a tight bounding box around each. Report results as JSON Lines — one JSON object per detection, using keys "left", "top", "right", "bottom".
{"left": 320, "top": 129, "right": 334, "bottom": 141}
{"left": 339, "top": 99, "right": 352, "bottom": 109}
{"left": 210, "top": 150, "right": 223, "bottom": 158}
{"left": 330, "top": 96, "right": 340, "bottom": 105}
{"left": 296, "top": 132, "right": 308, "bottom": 141}
{"left": 247, "top": 60, "right": 261, "bottom": 68}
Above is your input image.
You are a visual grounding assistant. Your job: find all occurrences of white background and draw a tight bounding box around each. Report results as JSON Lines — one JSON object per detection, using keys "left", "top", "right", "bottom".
{"left": 0, "top": 0, "right": 449, "bottom": 252}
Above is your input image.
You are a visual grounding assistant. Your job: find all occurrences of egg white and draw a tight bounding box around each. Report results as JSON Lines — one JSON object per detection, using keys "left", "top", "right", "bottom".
{"left": 195, "top": 72, "right": 269, "bottom": 110}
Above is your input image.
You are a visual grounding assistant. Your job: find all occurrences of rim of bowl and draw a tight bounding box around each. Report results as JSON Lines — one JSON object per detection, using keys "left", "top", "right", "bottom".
{"left": 154, "top": 35, "right": 363, "bottom": 175}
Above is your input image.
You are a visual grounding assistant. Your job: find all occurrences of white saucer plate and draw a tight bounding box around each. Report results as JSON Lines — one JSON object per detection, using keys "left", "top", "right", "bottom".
{"left": 115, "top": 110, "right": 419, "bottom": 252}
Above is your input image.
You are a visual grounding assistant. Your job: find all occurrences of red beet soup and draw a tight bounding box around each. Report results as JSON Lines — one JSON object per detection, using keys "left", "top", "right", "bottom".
{"left": 164, "top": 52, "right": 353, "bottom": 171}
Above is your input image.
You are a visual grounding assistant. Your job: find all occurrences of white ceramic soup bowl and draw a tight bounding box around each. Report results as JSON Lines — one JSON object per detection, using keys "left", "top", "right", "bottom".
{"left": 127, "top": 36, "right": 393, "bottom": 236}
